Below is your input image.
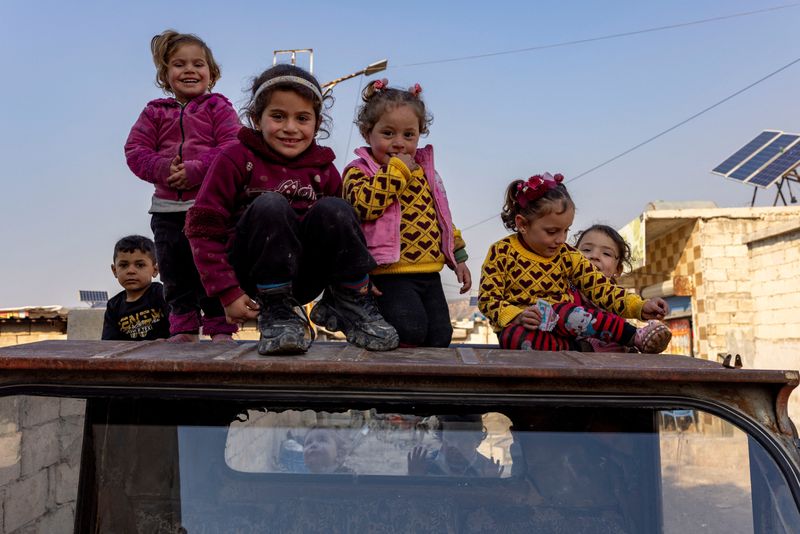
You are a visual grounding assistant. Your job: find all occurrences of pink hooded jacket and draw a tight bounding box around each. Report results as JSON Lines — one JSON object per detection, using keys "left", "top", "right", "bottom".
{"left": 344, "top": 145, "right": 457, "bottom": 268}
{"left": 124, "top": 93, "right": 240, "bottom": 203}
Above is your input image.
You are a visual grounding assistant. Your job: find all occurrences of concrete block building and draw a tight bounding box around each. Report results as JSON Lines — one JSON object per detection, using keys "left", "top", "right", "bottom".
{"left": 619, "top": 203, "right": 800, "bottom": 418}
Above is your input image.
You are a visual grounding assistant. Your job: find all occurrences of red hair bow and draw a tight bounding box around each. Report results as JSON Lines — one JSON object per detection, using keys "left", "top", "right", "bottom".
{"left": 409, "top": 83, "right": 422, "bottom": 97}
{"left": 373, "top": 78, "right": 388, "bottom": 91}
{"left": 516, "top": 172, "right": 564, "bottom": 208}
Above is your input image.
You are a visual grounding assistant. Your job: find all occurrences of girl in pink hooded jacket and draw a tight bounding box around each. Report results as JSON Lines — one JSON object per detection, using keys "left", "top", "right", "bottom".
{"left": 124, "top": 29, "right": 240, "bottom": 342}
{"left": 343, "top": 80, "right": 471, "bottom": 348}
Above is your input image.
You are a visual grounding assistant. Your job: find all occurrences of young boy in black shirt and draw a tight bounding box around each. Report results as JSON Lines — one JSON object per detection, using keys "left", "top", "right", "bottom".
{"left": 102, "top": 235, "right": 170, "bottom": 340}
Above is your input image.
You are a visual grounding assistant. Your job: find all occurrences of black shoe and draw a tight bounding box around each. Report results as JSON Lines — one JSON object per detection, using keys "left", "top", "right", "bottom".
{"left": 256, "top": 285, "right": 314, "bottom": 355}
{"left": 310, "top": 284, "right": 399, "bottom": 351}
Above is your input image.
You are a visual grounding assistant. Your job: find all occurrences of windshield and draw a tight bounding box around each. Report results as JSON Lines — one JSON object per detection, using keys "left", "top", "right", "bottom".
{"left": 4, "top": 395, "right": 793, "bottom": 533}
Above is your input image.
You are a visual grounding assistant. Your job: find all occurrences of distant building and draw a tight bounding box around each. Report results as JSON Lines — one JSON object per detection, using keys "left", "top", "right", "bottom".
{"left": 0, "top": 306, "right": 68, "bottom": 347}
{"left": 619, "top": 203, "right": 800, "bottom": 418}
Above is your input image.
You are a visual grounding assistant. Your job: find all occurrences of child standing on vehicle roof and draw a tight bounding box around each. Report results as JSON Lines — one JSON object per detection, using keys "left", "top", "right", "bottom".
{"left": 125, "top": 29, "right": 240, "bottom": 342}
{"left": 478, "top": 173, "right": 671, "bottom": 353}
{"left": 343, "top": 79, "right": 471, "bottom": 347}
{"left": 185, "top": 64, "right": 399, "bottom": 355}
{"left": 573, "top": 224, "right": 672, "bottom": 353}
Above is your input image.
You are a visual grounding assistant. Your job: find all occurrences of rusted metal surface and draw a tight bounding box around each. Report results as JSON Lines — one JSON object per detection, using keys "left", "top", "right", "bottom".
{"left": 0, "top": 340, "right": 796, "bottom": 385}
{"left": 0, "top": 340, "right": 797, "bottom": 441}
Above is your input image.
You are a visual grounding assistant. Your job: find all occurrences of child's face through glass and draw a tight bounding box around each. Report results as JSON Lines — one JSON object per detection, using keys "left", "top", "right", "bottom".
{"left": 440, "top": 425, "right": 484, "bottom": 472}
{"left": 167, "top": 43, "right": 210, "bottom": 104}
{"left": 257, "top": 89, "right": 317, "bottom": 159}
{"left": 515, "top": 206, "right": 575, "bottom": 258}
{"left": 577, "top": 230, "right": 622, "bottom": 280}
{"left": 367, "top": 104, "right": 421, "bottom": 166}
{"left": 303, "top": 429, "right": 339, "bottom": 473}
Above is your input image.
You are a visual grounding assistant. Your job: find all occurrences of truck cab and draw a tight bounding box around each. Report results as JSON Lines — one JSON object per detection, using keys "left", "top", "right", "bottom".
{"left": 0, "top": 340, "right": 798, "bottom": 533}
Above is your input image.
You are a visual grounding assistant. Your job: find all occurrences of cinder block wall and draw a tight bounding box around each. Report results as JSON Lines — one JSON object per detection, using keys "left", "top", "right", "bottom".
{"left": 747, "top": 224, "right": 800, "bottom": 422}
{"left": 0, "top": 396, "right": 85, "bottom": 533}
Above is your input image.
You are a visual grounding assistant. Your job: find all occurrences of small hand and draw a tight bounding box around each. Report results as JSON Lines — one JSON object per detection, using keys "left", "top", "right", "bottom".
{"left": 641, "top": 297, "right": 669, "bottom": 320}
{"left": 455, "top": 262, "right": 472, "bottom": 294}
{"left": 224, "top": 293, "right": 260, "bottom": 325}
{"left": 407, "top": 445, "right": 429, "bottom": 476}
{"left": 167, "top": 155, "right": 190, "bottom": 189}
{"left": 512, "top": 305, "right": 542, "bottom": 331}
{"left": 393, "top": 153, "right": 419, "bottom": 171}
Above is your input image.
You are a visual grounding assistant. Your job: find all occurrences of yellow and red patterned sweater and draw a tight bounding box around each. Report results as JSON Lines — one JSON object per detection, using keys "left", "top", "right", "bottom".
{"left": 344, "top": 162, "right": 466, "bottom": 275}
{"left": 478, "top": 234, "right": 644, "bottom": 330}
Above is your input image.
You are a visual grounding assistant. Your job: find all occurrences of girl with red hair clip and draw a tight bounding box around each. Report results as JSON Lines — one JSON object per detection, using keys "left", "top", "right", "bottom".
{"left": 341, "top": 80, "right": 471, "bottom": 348}
{"left": 478, "top": 173, "right": 672, "bottom": 353}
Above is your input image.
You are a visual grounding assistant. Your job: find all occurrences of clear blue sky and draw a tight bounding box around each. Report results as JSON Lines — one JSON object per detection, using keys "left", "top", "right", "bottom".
{"left": 1, "top": 0, "right": 799, "bottom": 307}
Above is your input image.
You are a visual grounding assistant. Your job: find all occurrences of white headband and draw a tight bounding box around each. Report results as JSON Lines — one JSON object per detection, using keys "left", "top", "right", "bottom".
{"left": 252, "top": 75, "right": 323, "bottom": 104}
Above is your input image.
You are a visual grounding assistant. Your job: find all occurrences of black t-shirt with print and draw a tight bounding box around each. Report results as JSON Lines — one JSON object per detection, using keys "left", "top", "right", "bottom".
{"left": 102, "top": 282, "right": 170, "bottom": 340}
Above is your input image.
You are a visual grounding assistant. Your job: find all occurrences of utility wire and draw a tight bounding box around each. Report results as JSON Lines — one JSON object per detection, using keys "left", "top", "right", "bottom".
{"left": 391, "top": 3, "right": 800, "bottom": 69}
{"left": 461, "top": 54, "right": 800, "bottom": 231}
{"left": 567, "top": 55, "right": 800, "bottom": 183}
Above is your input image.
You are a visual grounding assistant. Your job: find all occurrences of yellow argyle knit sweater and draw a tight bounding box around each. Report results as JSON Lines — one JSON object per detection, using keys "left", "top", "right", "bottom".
{"left": 478, "top": 234, "right": 644, "bottom": 330}
{"left": 344, "top": 163, "right": 465, "bottom": 275}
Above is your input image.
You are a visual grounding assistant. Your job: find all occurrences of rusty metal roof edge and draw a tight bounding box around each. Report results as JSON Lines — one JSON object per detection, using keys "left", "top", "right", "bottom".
{"left": 0, "top": 354, "right": 796, "bottom": 387}
{"left": 0, "top": 340, "right": 797, "bottom": 387}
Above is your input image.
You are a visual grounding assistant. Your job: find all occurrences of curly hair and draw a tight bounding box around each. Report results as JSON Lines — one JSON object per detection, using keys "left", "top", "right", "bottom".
{"left": 356, "top": 79, "right": 432, "bottom": 140}
{"left": 150, "top": 29, "right": 221, "bottom": 94}
{"left": 241, "top": 64, "right": 332, "bottom": 139}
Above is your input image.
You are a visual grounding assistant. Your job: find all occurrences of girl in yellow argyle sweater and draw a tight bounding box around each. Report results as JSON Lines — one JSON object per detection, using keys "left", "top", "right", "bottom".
{"left": 343, "top": 80, "right": 471, "bottom": 347}
{"left": 478, "top": 173, "right": 671, "bottom": 352}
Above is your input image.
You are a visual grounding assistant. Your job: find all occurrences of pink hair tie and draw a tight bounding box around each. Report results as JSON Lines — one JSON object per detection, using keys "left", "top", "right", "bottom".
{"left": 373, "top": 78, "right": 388, "bottom": 91}
{"left": 409, "top": 83, "right": 422, "bottom": 97}
{"left": 516, "top": 172, "right": 564, "bottom": 208}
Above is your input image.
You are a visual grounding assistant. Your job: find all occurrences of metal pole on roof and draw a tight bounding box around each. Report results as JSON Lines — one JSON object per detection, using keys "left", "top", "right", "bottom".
{"left": 321, "top": 59, "right": 389, "bottom": 96}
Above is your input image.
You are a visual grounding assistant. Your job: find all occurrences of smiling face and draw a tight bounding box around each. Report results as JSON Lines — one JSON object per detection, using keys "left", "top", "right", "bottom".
{"left": 166, "top": 43, "right": 210, "bottom": 103}
{"left": 257, "top": 90, "right": 317, "bottom": 159}
{"left": 515, "top": 205, "right": 575, "bottom": 258}
{"left": 367, "top": 104, "right": 421, "bottom": 166}
{"left": 111, "top": 250, "right": 158, "bottom": 301}
{"left": 577, "top": 230, "right": 623, "bottom": 280}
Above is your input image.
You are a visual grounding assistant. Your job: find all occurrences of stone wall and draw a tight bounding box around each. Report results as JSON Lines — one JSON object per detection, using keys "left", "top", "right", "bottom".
{"left": 0, "top": 396, "right": 85, "bottom": 533}
{"left": 0, "top": 321, "right": 66, "bottom": 348}
{"left": 746, "top": 223, "right": 800, "bottom": 421}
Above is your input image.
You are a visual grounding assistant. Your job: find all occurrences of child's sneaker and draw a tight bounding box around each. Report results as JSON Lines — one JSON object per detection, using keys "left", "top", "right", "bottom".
{"left": 256, "top": 286, "right": 314, "bottom": 355}
{"left": 310, "top": 285, "right": 399, "bottom": 351}
{"left": 633, "top": 321, "right": 672, "bottom": 354}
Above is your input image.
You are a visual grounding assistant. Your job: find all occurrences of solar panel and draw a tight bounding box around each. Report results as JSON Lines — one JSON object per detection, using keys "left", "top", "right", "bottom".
{"left": 727, "top": 134, "right": 800, "bottom": 182}
{"left": 746, "top": 141, "right": 800, "bottom": 187}
{"left": 711, "top": 130, "right": 780, "bottom": 176}
{"left": 79, "top": 290, "right": 109, "bottom": 303}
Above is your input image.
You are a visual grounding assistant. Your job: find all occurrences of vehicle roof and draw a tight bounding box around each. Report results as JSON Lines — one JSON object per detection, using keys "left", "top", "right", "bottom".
{"left": 0, "top": 340, "right": 797, "bottom": 439}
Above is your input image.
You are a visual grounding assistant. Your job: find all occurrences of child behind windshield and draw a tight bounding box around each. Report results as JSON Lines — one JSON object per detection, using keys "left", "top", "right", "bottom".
{"left": 574, "top": 225, "right": 672, "bottom": 353}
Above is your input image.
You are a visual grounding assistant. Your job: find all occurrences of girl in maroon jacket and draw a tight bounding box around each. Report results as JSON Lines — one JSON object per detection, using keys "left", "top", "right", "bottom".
{"left": 185, "top": 64, "right": 399, "bottom": 355}
{"left": 125, "top": 30, "right": 240, "bottom": 342}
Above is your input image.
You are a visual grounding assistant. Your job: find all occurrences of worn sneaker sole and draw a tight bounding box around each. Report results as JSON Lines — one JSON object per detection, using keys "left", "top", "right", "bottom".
{"left": 310, "top": 303, "right": 399, "bottom": 351}
{"left": 637, "top": 323, "right": 672, "bottom": 354}
{"left": 257, "top": 333, "right": 312, "bottom": 355}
